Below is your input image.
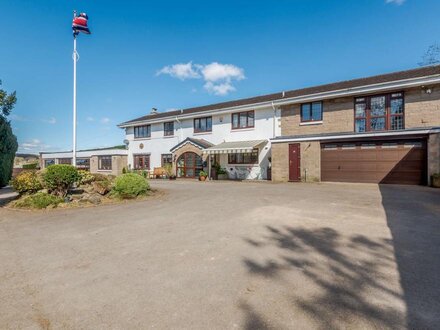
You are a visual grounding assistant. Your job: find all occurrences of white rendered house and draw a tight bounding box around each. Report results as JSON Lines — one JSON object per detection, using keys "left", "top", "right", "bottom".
{"left": 118, "top": 100, "right": 282, "bottom": 180}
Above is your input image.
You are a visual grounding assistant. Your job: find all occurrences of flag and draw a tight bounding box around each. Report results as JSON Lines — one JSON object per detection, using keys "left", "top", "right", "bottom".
{"left": 72, "top": 12, "right": 91, "bottom": 35}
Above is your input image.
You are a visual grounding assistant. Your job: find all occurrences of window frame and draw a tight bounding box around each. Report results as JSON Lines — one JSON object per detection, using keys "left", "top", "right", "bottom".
{"left": 194, "top": 116, "right": 212, "bottom": 133}
{"left": 300, "top": 101, "right": 323, "bottom": 123}
{"left": 161, "top": 154, "right": 173, "bottom": 167}
{"left": 228, "top": 148, "right": 259, "bottom": 165}
{"left": 98, "top": 156, "right": 112, "bottom": 171}
{"left": 164, "top": 121, "right": 174, "bottom": 136}
{"left": 134, "top": 125, "right": 151, "bottom": 139}
{"left": 44, "top": 159, "right": 55, "bottom": 167}
{"left": 231, "top": 111, "right": 255, "bottom": 130}
{"left": 354, "top": 92, "right": 404, "bottom": 133}
{"left": 58, "top": 158, "right": 72, "bottom": 165}
{"left": 133, "top": 154, "right": 150, "bottom": 170}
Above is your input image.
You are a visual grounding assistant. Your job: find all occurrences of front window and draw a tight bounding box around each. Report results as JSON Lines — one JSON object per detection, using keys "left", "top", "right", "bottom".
{"left": 134, "top": 154, "right": 150, "bottom": 170}
{"left": 134, "top": 125, "right": 151, "bottom": 138}
{"left": 161, "top": 154, "right": 173, "bottom": 167}
{"left": 164, "top": 121, "right": 174, "bottom": 136}
{"left": 58, "top": 158, "right": 72, "bottom": 165}
{"left": 228, "top": 149, "right": 259, "bottom": 164}
{"left": 301, "top": 102, "right": 322, "bottom": 122}
{"left": 44, "top": 159, "right": 55, "bottom": 167}
{"left": 76, "top": 158, "right": 90, "bottom": 170}
{"left": 355, "top": 92, "right": 404, "bottom": 133}
{"left": 194, "top": 116, "right": 212, "bottom": 133}
{"left": 232, "top": 111, "right": 254, "bottom": 129}
{"left": 98, "top": 156, "right": 112, "bottom": 170}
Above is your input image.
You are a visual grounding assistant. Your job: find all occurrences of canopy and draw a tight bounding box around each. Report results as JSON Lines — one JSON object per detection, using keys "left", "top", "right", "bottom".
{"left": 203, "top": 140, "right": 267, "bottom": 155}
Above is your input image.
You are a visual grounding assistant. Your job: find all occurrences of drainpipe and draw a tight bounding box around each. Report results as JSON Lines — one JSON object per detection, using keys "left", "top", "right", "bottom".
{"left": 271, "top": 101, "right": 277, "bottom": 139}
{"left": 175, "top": 113, "right": 182, "bottom": 143}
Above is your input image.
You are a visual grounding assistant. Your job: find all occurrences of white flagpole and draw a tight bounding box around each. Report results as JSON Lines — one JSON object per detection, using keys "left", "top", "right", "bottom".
{"left": 72, "top": 11, "right": 77, "bottom": 168}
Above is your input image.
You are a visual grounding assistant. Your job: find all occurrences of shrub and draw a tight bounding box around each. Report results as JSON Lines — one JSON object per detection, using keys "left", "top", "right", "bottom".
{"left": 43, "top": 164, "right": 79, "bottom": 197}
{"left": 199, "top": 170, "right": 208, "bottom": 177}
{"left": 0, "top": 117, "right": 18, "bottom": 187}
{"left": 14, "top": 192, "right": 63, "bottom": 209}
{"left": 10, "top": 170, "right": 43, "bottom": 194}
{"left": 77, "top": 170, "right": 94, "bottom": 185}
{"left": 111, "top": 173, "right": 149, "bottom": 199}
{"left": 22, "top": 162, "right": 39, "bottom": 169}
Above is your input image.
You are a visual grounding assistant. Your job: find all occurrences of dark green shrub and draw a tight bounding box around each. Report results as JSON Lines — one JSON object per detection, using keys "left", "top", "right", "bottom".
{"left": 14, "top": 192, "right": 63, "bottom": 209}
{"left": 43, "top": 165, "right": 79, "bottom": 197}
{"left": 111, "top": 173, "right": 149, "bottom": 199}
{"left": 0, "top": 117, "right": 18, "bottom": 187}
{"left": 22, "top": 163, "right": 38, "bottom": 169}
{"left": 10, "top": 170, "right": 42, "bottom": 194}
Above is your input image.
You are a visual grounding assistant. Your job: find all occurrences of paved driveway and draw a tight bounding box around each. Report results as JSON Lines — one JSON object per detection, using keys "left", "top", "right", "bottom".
{"left": 0, "top": 181, "right": 439, "bottom": 329}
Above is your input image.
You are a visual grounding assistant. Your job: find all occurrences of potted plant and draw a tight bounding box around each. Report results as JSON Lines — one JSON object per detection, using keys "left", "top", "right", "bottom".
{"left": 217, "top": 167, "right": 228, "bottom": 180}
{"left": 164, "top": 164, "right": 176, "bottom": 180}
{"left": 199, "top": 170, "right": 208, "bottom": 181}
{"left": 432, "top": 173, "right": 440, "bottom": 188}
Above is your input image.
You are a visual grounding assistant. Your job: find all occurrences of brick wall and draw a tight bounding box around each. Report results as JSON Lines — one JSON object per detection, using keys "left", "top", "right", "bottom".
{"left": 428, "top": 133, "right": 440, "bottom": 185}
{"left": 281, "top": 85, "right": 440, "bottom": 137}
{"left": 271, "top": 143, "right": 289, "bottom": 182}
{"left": 90, "top": 155, "right": 127, "bottom": 176}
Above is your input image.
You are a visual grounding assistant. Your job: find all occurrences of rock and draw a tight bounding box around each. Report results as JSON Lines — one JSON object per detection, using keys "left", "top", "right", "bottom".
{"left": 38, "top": 189, "right": 49, "bottom": 194}
{"left": 92, "top": 181, "right": 110, "bottom": 195}
{"left": 69, "top": 188, "right": 84, "bottom": 195}
{"left": 88, "top": 194, "right": 101, "bottom": 205}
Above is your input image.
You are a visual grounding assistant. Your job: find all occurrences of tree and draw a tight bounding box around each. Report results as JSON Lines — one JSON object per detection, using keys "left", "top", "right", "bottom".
{"left": 0, "top": 80, "right": 18, "bottom": 187}
{"left": 419, "top": 44, "right": 440, "bottom": 66}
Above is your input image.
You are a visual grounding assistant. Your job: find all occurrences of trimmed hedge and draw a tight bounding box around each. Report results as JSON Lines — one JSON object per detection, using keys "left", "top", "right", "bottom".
{"left": 111, "top": 173, "right": 149, "bottom": 199}
{"left": 43, "top": 164, "right": 79, "bottom": 197}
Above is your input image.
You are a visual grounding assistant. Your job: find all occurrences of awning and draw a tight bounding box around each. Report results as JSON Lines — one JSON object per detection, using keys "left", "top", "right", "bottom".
{"left": 203, "top": 140, "right": 267, "bottom": 155}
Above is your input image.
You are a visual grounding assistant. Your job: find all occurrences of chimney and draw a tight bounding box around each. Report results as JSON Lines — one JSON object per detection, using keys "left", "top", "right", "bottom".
{"left": 150, "top": 107, "right": 158, "bottom": 115}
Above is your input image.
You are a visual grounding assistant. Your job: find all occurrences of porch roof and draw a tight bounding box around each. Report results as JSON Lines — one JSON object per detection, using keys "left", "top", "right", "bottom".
{"left": 203, "top": 140, "right": 267, "bottom": 154}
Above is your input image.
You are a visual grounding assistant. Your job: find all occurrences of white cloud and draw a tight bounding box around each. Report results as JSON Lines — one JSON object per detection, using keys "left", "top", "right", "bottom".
{"left": 157, "top": 62, "right": 200, "bottom": 80}
{"left": 41, "top": 117, "right": 56, "bottom": 124}
{"left": 386, "top": 0, "right": 405, "bottom": 5}
{"left": 157, "top": 61, "right": 245, "bottom": 96}
{"left": 100, "top": 117, "right": 111, "bottom": 124}
{"left": 19, "top": 139, "right": 51, "bottom": 152}
{"left": 204, "top": 81, "right": 236, "bottom": 96}
{"left": 86, "top": 116, "right": 94, "bottom": 122}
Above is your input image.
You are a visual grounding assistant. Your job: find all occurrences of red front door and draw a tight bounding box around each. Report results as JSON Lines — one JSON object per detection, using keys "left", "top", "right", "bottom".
{"left": 289, "top": 143, "right": 301, "bottom": 182}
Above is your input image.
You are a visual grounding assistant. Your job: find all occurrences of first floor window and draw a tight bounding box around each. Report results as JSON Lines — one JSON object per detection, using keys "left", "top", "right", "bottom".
{"left": 194, "top": 116, "right": 212, "bottom": 133}
{"left": 98, "top": 156, "right": 112, "bottom": 170}
{"left": 58, "top": 158, "right": 72, "bottom": 165}
{"left": 76, "top": 158, "right": 90, "bottom": 170}
{"left": 164, "top": 121, "right": 174, "bottom": 136}
{"left": 161, "top": 154, "right": 173, "bottom": 167}
{"left": 301, "top": 102, "right": 322, "bottom": 122}
{"left": 232, "top": 111, "right": 254, "bottom": 129}
{"left": 44, "top": 159, "right": 55, "bottom": 167}
{"left": 355, "top": 92, "right": 404, "bottom": 133}
{"left": 134, "top": 125, "right": 151, "bottom": 138}
{"left": 134, "top": 154, "right": 150, "bottom": 170}
{"left": 228, "top": 149, "right": 259, "bottom": 164}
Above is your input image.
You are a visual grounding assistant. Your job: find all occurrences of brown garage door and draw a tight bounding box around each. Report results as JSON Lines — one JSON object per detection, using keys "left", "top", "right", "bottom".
{"left": 321, "top": 140, "right": 426, "bottom": 185}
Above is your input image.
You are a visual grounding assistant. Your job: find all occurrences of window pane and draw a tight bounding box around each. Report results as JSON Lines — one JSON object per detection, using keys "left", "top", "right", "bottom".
{"left": 370, "top": 117, "right": 386, "bottom": 131}
{"left": 200, "top": 118, "right": 206, "bottom": 131}
{"left": 236, "top": 154, "right": 244, "bottom": 163}
{"left": 301, "top": 104, "right": 311, "bottom": 121}
{"left": 355, "top": 119, "right": 366, "bottom": 133}
{"left": 207, "top": 117, "right": 212, "bottom": 130}
{"left": 248, "top": 112, "right": 254, "bottom": 127}
{"left": 391, "top": 116, "right": 404, "bottom": 130}
{"left": 370, "top": 96, "right": 386, "bottom": 116}
{"left": 355, "top": 103, "right": 366, "bottom": 118}
{"left": 391, "top": 98, "right": 403, "bottom": 114}
{"left": 239, "top": 112, "right": 247, "bottom": 128}
{"left": 311, "top": 102, "right": 322, "bottom": 120}
{"left": 232, "top": 114, "right": 239, "bottom": 128}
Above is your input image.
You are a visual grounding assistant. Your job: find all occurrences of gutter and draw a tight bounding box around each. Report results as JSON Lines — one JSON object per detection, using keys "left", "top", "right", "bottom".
{"left": 117, "top": 74, "right": 440, "bottom": 128}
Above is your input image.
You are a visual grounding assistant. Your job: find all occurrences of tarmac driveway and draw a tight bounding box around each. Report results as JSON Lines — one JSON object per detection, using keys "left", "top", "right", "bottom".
{"left": 0, "top": 181, "right": 439, "bottom": 329}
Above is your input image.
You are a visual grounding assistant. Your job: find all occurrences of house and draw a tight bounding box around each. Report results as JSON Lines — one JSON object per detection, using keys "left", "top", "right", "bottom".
{"left": 40, "top": 146, "right": 128, "bottom": 175}
{"left": 119, "top": 65, "right": 440, "bottom": 185}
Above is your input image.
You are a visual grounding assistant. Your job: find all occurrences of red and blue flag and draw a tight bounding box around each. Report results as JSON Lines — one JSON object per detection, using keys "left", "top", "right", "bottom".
{"left": 72, "top": 12, "right": 91, "bottom": 35}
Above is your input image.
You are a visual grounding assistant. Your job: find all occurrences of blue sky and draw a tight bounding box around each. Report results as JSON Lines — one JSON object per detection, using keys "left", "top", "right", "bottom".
{"left": 1, "top": 0, "right": 439, "bottom": 153}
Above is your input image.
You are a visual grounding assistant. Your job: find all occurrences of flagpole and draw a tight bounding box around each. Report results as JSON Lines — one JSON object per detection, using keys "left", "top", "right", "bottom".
{"left": 72, "top": 12, "right": 77, "bottom": 168}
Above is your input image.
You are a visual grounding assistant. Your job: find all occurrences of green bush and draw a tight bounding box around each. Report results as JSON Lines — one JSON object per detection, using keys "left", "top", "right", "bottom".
{"left": 14, "top": 192, "right": 63, "bottom": 209}
{"left": 10, "top": 170, "right": 42, "bottom": 194}
{"left": 111, "top": 173, "right": 149, "bottom": 199}
{"left": 0, "top": 117, "right": 18, "bottom": 187}
{"left": 22, "top": 162, "right": 38, "bottom": 169}
{"left": 43, "top": 164, "right": 79, "bottom": 197}
{"left": 77, "top": 170, "right": 94, "bottom": 185}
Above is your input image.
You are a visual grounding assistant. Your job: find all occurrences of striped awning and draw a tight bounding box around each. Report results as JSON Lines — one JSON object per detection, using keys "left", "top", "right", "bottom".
{"left": 203, "top": 140, "right": 267, "bottom": 155}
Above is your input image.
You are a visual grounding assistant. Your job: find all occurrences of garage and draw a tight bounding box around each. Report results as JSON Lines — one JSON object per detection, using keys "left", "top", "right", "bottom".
{"left": 321, "top": 139, "right": 427, "bottom": 185}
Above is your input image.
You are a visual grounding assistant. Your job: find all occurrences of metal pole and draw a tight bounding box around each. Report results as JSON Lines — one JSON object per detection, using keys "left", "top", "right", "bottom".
{"left": 72, "top": 35, "right": 77, "bottom": 167}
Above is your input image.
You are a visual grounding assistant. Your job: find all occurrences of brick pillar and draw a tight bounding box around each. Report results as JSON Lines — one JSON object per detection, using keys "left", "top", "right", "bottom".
{"left": 427, "top": 133, "right": 440, "bottom": 185}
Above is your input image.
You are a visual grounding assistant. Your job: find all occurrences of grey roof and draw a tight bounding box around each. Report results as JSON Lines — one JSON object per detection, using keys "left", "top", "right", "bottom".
{"left": 119, "top": 65, "right": 440, "bottom": 127}
{"left": 169, "top": 137, "right": 214, "bottom": 153}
